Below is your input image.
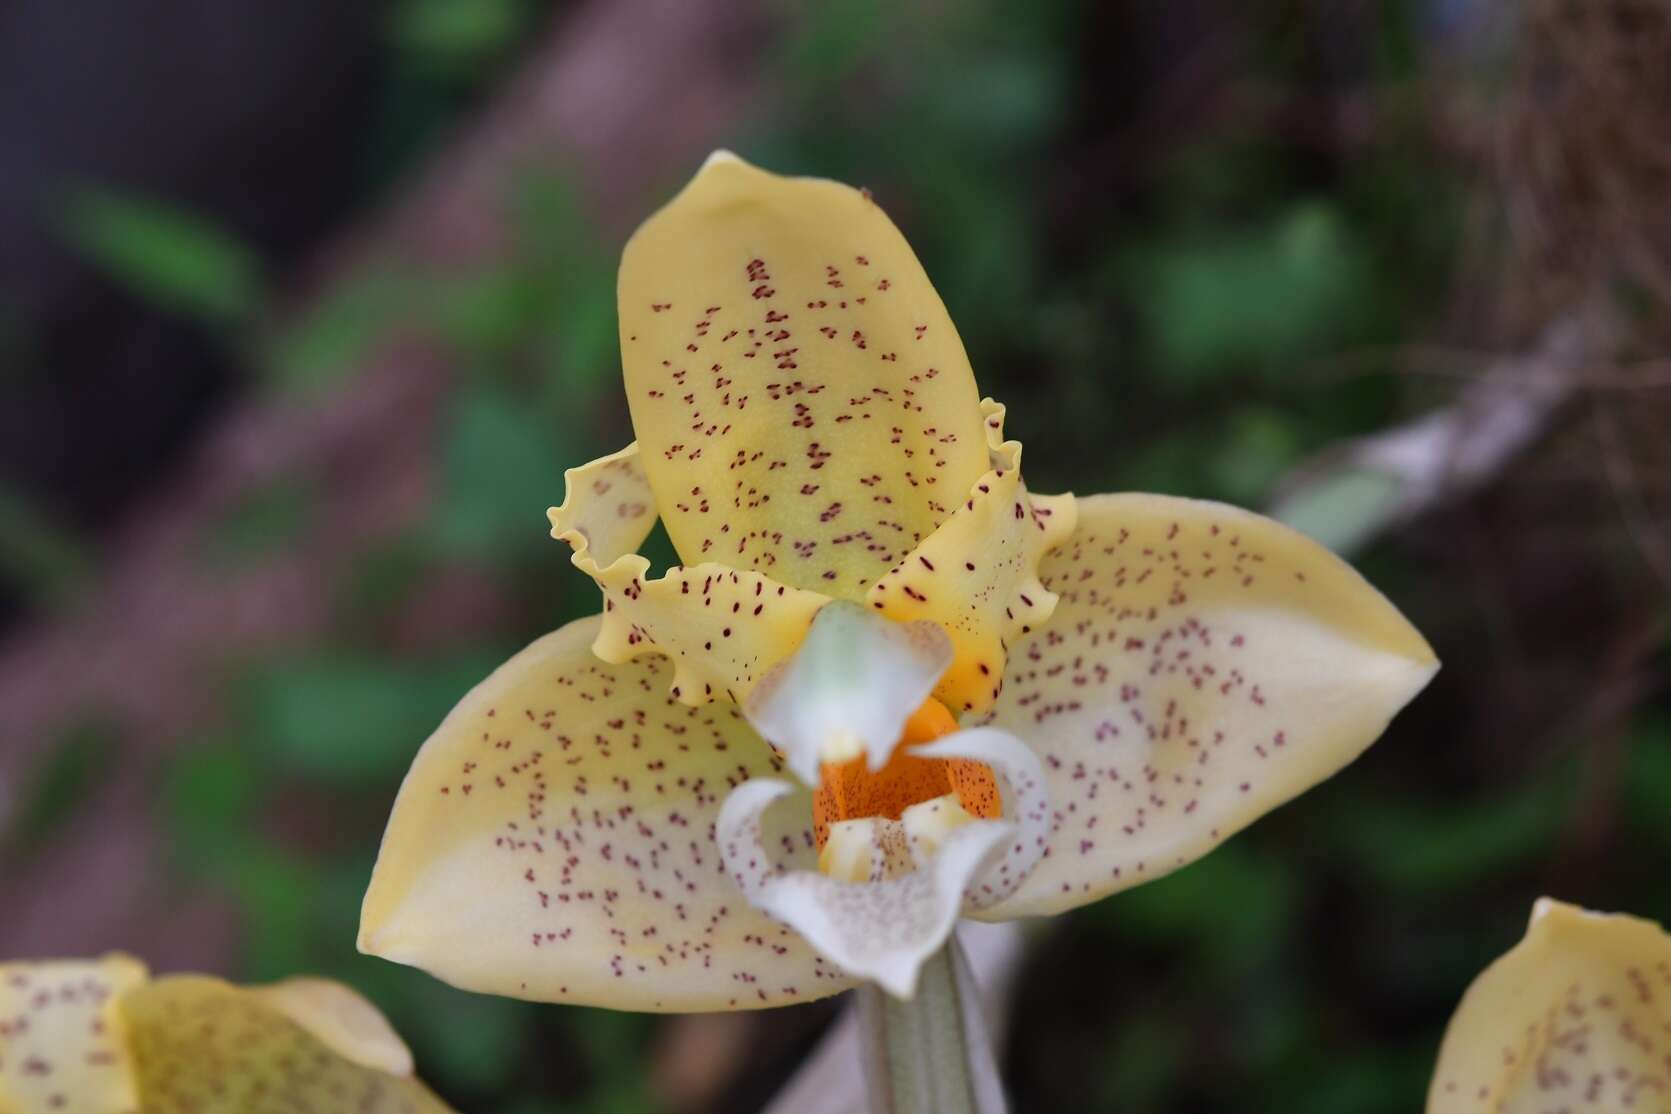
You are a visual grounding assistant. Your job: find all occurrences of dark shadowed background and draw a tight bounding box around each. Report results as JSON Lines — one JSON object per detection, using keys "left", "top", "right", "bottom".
{"left": 2, "top": 1, "right": 1668, "bottom": 1111}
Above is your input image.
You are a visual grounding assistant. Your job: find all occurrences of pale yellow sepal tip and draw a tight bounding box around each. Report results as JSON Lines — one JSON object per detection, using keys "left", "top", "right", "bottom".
{"left": 1427, "top": 897, "right": 1671, "bottom": 1113}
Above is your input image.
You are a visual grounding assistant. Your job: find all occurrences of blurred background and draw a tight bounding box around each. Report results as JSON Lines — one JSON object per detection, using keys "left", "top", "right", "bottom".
{"left": 2, "top": 0, "right": 1669, "bottom": 1110}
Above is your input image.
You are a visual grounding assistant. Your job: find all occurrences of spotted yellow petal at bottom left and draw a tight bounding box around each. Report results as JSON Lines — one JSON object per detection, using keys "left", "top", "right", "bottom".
{"left": 0, "top": 955, "right": 146, "bottom": 1114}
{"left": 0, "top": 959, "right": 442, "bottom": 1114}
{"left": 122, "top": 977, "right": 446, "bottom": 1113}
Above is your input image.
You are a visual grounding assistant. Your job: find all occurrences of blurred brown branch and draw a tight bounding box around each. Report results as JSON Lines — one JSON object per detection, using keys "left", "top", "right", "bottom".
{"left": 1268, "top": 300, "right": 1624, "bottom": 554}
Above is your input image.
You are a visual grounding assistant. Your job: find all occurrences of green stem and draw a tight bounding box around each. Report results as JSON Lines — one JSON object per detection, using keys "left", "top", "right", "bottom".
{"left": 857, "top": 936, "right": 1006, "bottom": 1114}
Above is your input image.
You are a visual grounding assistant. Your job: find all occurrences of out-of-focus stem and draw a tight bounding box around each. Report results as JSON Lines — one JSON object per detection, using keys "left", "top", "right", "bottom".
{"left": 857, "top": 936, "right": 1006, "bottom": 1114}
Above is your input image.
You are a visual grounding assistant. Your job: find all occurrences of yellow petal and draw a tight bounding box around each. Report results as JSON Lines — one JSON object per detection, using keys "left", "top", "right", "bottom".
{"left": 550, "top": 446, "right": 831, "bottom": 707}
{"left": 246, "top": 978, "right": 413, "bottom": 1076}
{"left": 120, "top": 976, "right": 448, "bottom": 1113}
{"left": 547, "top": 442, "right": 659, "bottom": 574}
{"left": 972, "top": 492, "right": 1437, "bottom": 918}
{"left": 360, "top": 614, "right": 855, "bottom": 1011}
{"left": 0, "top": 955, "right": 147, "bottom": 1114}
{"left": 1428, "top": 899, "right": 1671, "bottom": 1113}
{"left": 867, "top": 399, "right": 1077, "bottom": 714}
{"left": 618, "top": 151, "right": 990, "bottom": 599}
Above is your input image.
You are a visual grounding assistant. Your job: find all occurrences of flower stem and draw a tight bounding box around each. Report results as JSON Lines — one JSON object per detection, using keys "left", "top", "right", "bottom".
{"left": 857, "top": 935, "right": 1007, "bottom": 1114}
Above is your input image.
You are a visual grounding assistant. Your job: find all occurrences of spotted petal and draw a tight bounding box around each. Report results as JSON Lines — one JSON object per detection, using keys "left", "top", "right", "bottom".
{"left": 618, "top": 151, "right": 990, "bottom": 599}
{"left": 868, "top": 399, "right": 1077, "bottom": 715}
{"left": 547, "top": 442, "right": 659, "bottom": 574}
{"left": 120, "top": 975, "right": 447, "bottom": 1112}
{"left": 974, "top": 492, "right": 1438, "bottom": 918}
{"left": 0, "top": 955, "right": 146, "bottom": 1114}
{"left": 243, "top": 978, "right": 414, "bottom": 1076}
{"left": 360, "top": 614, "right": 854, "bottom": 1011}
{"left": 550, "top": 447, "right": 831, "bottom": 707}
{"left": 1428, "top": 899, "right": 1671, "bottom": 1113}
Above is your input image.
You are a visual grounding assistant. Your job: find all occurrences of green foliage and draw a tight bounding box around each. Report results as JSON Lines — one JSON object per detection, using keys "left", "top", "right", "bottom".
{"left": 0, "top": 484, "right": 93, "bottom": 611}
{"left": 1325, "top": 780, "right": 1567, "bottom": 895}
{"left": 1626, "top": 721, "right": 1671, "bottom": 854}
{"left": 62, "top": 188, "right": 260, "bottom": 320}
{"left": 1102, "top": 842, "right": 1297, "bottom": 969}
{"left": 392, "top": 0, "right": 532, "bottom": 75}
{"left": 1, "top": 721, "right": 113, "bottom": 853}
{"left": 1095, "top": 1015, "right": 1188, "bottom": 1110}
{"left": 269, "top": 272, "right": 420, "bottom": 394}
{"left": 1206, "top": 408, "right": 1307, "bottom": 505}
{"left": 405, "top": 981, "right": 530, "bottom": 1093}
{"left": 1132, "top": 202, "right": 1372, "bottom": 384}
{"left": 433, "top": 385, "right": 568, "bottom": 561}
{"left": 782, "top": 0, "right": 889, "bottom": 90}
{"left": 243, "top": 652, "right": 498, "bottom": 786}
{"left": 197, "top": 479, "right": 314, "bottom": 567}
{"left": 163, "top": 745, "right": 262, "bottom": 863}
{"left": 1287, "top": 1048, "right": 1434, "bottom": 1114}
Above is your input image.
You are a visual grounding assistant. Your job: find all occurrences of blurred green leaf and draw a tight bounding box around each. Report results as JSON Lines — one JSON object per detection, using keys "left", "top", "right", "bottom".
{"left": 1626, "top": 721, "right": 1671, "bottom": 853}
{"left": 393, "top": 0, "right": 529, "bottom": 72}
{"left": 1287, "top": 1047, "right": 1432, "bottom": 1114}
{"left": 247, "top": 654, "right": 496, "bottom": 785}
{"left": 913, "top": 53, "right": 1064, "bottom": 156}
{"left": 540, "top": 279, "right": 618, "bottom": 406}
{"left": 0, "top": 484, "right": 93, "bottom": 611}
{"left": 1101, "top": 843, "right": 1297, "bottom": 963}
{"left": 163, "top": 745, "right": 262, "bottom": 866}
{"left": 227, "top": 846, "right": 318, "bottom": 980}
{"left": 434, "top": 386, "right": 567, "bottom": 559}
{"left": 407, "top": 982, "right": 531, "bottom": 1093}
{"left": 2, "top": 721, "right": 113, "bottom": 853}
{"left": 62, "top": 187, "right": 260, "bottom": 320}
{"left": 1096, "top": 1013, "right": 1188, "bottom": 1111}
{"left": 1206, "top": 408, "right": 1305, "bottom": 504}
{"left": 1327, "top": 782, "right": 1566, "bottom": 894}
{"left": 784, "top": 0, "right": 888, "bottom": 89}
{"left": 339, "top": 534, "right": 437, "bottom": 626}
{"left": 436, "top": 266, "right": 539, "bottom": 358}
{"left": 1133, "top": 202, "right": 1370, "bottom": 383}
{"left": 269, "top": 271, "right": 417, "bottom": 394}
{"left": 197, "top": 479, "right": 313, "bottom": 567}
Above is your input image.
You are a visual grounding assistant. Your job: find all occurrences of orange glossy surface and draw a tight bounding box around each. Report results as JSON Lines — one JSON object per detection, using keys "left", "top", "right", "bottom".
{"left": 811, "top": 698, "right": 999, "bottom": 847}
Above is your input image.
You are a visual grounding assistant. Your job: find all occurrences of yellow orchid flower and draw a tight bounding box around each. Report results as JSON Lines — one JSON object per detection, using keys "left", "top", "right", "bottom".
{"left": 0, "top": 955, "right": 448, "bottom": 1113}
{"left": 1428, "top": 899, "right": 1671, "bottom": 1113}
{"left": 359, "top": 151, "right": 1437, "bottom": 1009}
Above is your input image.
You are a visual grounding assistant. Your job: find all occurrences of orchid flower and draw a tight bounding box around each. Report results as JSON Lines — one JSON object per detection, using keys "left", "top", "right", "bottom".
{"left": 0, "top": 955, "right": 448, "bottom": 1113}
{"left": 1428, "top": 898, "right": 1671, "bottom": 1112}
{"left": 359, "top": 152, "right": 1436, "bottom": 1013}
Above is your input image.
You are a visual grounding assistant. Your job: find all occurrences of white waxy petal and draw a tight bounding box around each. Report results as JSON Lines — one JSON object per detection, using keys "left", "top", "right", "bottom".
{"left": 717, "top": 779, "right": 1013, "bottom": 998}
{"left": 913, "top": 726, "right": 1051, "bottom": 913}
{"left": 744, "top": 601, "right": 954, "bottom": 784}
